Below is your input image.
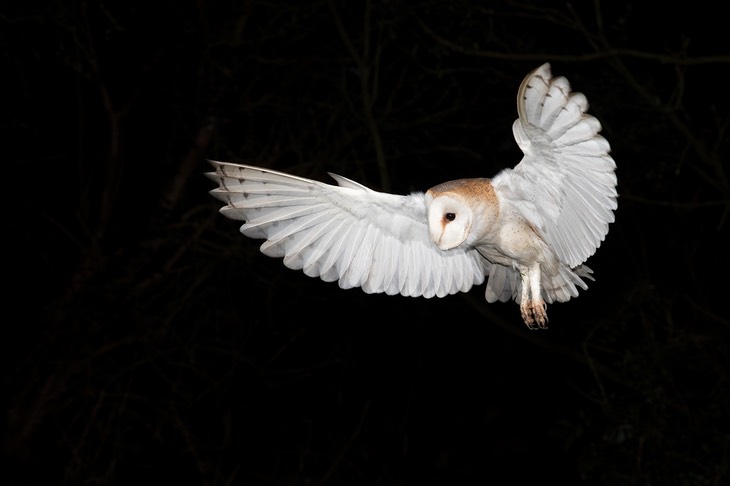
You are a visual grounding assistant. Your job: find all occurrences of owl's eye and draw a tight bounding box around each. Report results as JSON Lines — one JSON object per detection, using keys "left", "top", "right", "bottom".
{"left": 445, "top": 212, "right": 456, "bottom": 221}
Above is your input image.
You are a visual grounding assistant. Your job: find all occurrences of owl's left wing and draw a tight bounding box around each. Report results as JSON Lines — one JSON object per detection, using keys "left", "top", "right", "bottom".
{"left": 207, "top": 160, "right": 486, "bottom": 298}
{"left": 492, "top": 63, "right": 618, "bottom": 268}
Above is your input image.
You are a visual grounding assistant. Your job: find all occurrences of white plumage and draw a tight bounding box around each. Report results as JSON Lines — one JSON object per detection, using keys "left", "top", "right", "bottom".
{"left": 207, "top": 63, "right": 617, "bottom": 328}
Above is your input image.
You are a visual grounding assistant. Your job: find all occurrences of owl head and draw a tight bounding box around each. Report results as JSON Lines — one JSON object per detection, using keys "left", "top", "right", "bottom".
{"left": 425, "top": 178, "right": 499, "bottom": 250}
{"left": 425, "top": 191, "right": 473, "bottom": 250}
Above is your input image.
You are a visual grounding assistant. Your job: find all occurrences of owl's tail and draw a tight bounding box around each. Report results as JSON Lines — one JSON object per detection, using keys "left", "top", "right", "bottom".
{"left": 484, "top": 262, "right": 592, "bottom": 304}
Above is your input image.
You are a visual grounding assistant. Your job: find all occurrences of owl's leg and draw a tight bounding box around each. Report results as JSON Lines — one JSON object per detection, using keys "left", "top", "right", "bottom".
{"left": 519, "top": 264, "right": 548, "bottom": 329}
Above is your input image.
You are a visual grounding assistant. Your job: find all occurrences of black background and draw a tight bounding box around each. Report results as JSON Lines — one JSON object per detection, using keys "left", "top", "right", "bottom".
{"left": 3, "top": 1, "right": 730, "bottom": 485}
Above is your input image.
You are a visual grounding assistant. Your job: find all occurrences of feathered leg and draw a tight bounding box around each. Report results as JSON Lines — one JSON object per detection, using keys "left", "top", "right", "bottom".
{"left": 520, "top": 263, "right": 548, "bottom": 329}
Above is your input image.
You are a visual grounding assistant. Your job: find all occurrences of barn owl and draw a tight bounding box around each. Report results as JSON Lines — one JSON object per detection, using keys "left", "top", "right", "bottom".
{"left": 207, "top": 63, "right": 617, "bottom": 328}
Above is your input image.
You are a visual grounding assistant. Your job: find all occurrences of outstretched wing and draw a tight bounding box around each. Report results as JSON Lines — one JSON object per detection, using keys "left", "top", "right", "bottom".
{"left": 492, "top": 63, "right": 618, "bottom": 268}
{"left": 207, "top": 160, "right": 486, "bottom": 298}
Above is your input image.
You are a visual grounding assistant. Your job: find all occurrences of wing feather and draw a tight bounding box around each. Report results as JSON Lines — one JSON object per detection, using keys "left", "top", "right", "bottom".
{"left": 207, "top": 160, "right": 486, "bottom": 298}
{"left": 484, "top": 264, "right": 521, "bottom": 303}
{"left": 300, "top": 219, "right": 344, "bottom": 277}
{"left": 336, "top": 223, "right": 367, "bottom": 289}
{"left": 539, "top": 77, "right": 571, "bottom": 129}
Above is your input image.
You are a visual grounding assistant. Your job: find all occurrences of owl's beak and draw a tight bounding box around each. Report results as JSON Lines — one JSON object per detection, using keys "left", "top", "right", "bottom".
{"left": 431, "top": 228, "right": 454, "bottom": 251}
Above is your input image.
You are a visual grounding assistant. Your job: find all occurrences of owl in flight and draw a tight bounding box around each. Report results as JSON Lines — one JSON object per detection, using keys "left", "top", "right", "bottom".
{"left": 208, "top": 63, "right": 617, "bottom": 328}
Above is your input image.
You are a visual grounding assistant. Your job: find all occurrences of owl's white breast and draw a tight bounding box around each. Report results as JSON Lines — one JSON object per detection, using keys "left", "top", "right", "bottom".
{"left": 476, "top": 193, "right": 555, "bottom": 270}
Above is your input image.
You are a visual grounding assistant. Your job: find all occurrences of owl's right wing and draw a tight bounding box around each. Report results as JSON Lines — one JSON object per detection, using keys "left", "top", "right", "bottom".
{"left": 492, "top": 63, "right": 618, "bottom": 268}
{"left": 207, "top": 160, "right": 486, "bottom": 298}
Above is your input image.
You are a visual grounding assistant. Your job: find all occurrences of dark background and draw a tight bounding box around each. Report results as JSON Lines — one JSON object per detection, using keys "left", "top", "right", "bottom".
{"left": 3, "top": 1, "right": 729, "bottom": 484}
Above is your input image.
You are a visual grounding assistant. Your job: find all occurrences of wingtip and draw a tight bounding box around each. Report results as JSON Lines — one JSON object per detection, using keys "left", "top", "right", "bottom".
{"left": 205, "top": 160, "right": 226, "bottom": 181}
{"left": 536, "top": 62, "right": 551, "bottom": 76}
{"left": 523, "top": 63, "right": 552, "bottom": 87}
{"left": 517, "top": 63, "right": 554, "bottom": 123}
{"left": 203, "top": 170, "right": 220, "bottom": 182}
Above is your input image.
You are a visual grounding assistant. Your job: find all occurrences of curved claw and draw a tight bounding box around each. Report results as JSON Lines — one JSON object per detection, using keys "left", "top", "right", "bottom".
{"left": 520, "top": 299, "right": 548, "bottom": 329}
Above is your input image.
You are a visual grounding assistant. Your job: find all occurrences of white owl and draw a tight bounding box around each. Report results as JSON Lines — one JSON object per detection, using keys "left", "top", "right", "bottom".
{"left": 207, "top": 63, "right": 617, "bottom": 328}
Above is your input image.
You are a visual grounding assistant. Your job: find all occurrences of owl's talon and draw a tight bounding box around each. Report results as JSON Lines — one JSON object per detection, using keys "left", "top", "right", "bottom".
{"left": 533, "top": 300, "right": 548, "bottom": 329}
{"left": 520, "top": 300, "right": 547, "bottom": 329}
